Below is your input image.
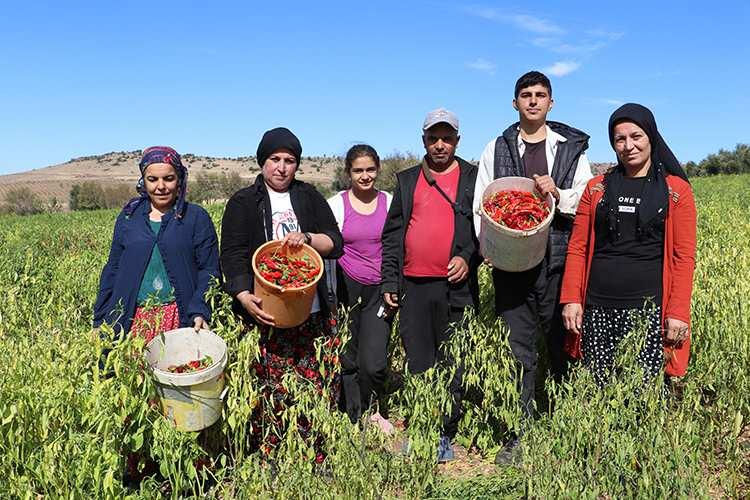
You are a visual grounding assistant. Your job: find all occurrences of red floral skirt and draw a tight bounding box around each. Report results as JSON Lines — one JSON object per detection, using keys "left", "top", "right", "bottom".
{"left": 124, "top": 302, "right": 180, "bottom": 482}
{"left": 131, "top": 302, "right": 180, "bottom": 343}
{"left": 251, "top": 313, "right": 342, "bottom": 458}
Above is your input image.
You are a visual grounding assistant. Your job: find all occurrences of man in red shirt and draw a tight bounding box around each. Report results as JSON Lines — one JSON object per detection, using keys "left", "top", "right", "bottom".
{"left": 381, "top": 108, "right": 480, "bottom": 462}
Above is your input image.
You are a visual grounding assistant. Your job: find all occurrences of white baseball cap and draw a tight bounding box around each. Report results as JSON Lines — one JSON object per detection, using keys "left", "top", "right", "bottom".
{"left": 422, "top": 108, "right": 459, "bottom": 131}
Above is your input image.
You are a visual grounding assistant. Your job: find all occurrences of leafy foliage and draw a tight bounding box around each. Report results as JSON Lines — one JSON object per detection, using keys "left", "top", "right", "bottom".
{"left": 685, "top": 143, "right": 750, "bottom": 177}
{"left": 188, "top": 172, "right": 248, "bottom": 203}
{"left": 1, "top": 187, "right": 46, "bottom": 215}
{"left": 0, "top": 176, "right": 748, "bottom": 497}
{"left": 69, "top": 181, "right": 134, "bottom": 211}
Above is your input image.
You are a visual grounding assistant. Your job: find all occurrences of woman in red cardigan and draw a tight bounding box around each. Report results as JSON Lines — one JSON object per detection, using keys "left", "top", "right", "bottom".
{"left": 560, "top": 103, "right": 696, "bottom": 386}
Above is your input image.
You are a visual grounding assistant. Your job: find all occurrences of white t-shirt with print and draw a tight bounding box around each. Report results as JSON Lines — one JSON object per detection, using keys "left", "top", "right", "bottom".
{"left": 268, "top": 188, "right": 320, "bottom": 313}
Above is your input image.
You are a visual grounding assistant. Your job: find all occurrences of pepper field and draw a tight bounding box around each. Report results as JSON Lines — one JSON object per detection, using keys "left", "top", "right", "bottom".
{"left": 0, "top": 174, "right": 748, "bottom": 498}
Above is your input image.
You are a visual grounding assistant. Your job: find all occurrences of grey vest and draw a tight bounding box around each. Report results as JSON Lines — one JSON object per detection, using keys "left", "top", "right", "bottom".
{"left": 492, "top": 121, "right": 590, "bottom": 274}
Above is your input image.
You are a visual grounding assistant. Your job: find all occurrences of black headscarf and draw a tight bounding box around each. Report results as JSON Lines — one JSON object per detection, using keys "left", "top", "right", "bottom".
{"left": 256, "top": 127, "right": 302, "bottom": 167}
{"left": 601, "top": 103, "right": 689, "bottom": 240}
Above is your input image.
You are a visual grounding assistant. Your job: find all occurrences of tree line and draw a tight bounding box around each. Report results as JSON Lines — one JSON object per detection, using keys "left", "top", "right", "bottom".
{"left": 683, "top": 143, "right": 750, "bottom": 177}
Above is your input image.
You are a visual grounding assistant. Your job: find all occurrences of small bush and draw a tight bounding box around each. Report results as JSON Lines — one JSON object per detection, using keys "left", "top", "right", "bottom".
{"left": 190, "top": 172, "right": 247, "bottom": 203}
{"left": 69, "top": 182, "right": 134, "bottom": 211}
{"left": 1, "top": 187, "right": 45, "bottom": 215}
{"left": 686, "top": 143, "right": 750, "bottom": 177}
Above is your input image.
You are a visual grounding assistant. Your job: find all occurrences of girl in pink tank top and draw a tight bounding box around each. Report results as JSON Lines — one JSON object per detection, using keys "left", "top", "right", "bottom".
{"left": 328, "top": 145, "right": 395, "bottom": 434}
{"left": 339, "top": 190, "right": 387, "bottom": 284}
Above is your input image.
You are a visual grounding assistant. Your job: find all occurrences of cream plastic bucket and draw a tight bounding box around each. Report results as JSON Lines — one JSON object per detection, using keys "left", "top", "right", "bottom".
{"left": 145, "top": 328, "right": 228, "bottom": 432}
{"left": 479, "top": 176, "right": 556, "bottom": 272}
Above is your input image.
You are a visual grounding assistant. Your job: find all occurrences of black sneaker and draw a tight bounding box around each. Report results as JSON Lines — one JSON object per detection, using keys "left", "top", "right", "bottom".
{"left": 494, "top": 437, "right": 521, "bottom": 466}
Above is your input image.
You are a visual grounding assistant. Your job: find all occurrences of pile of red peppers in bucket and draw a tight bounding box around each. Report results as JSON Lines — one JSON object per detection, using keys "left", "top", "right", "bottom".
{"left": 483, "top": 190, "right": 550, "bottom": 230}
{"left": 257, "top": 252, "right": 319, "bottom": 289}
{"left": 167, "top": 355, "right": 214, "bottom": 374}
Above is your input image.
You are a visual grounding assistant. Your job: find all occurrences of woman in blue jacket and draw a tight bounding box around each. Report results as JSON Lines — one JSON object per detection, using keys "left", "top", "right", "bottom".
{"left": 93, "top": 146, "right": 220, "bottom": 341}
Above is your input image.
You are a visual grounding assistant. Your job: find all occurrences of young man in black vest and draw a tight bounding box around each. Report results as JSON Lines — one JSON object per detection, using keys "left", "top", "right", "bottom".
{"left": 473, "top": 71, "right": 592, "bottom": 464}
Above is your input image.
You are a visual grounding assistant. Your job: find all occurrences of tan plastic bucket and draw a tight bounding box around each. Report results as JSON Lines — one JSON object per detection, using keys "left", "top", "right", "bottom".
{"left": 479, "top": 176, "right": 556, "bottom": 272}
{"left": 144, "top": 328, "right": 228, "bottom": 432}
{"left": 252, "top": 240, "right": 324, "bottom": 328}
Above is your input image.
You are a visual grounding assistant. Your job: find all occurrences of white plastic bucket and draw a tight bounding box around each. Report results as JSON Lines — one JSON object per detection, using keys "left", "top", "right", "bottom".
{"left": 479, "top": 176, "right": 556, "bottom": 272}
{"left": 144, "top": 328, "right": 228, "bottom": 432}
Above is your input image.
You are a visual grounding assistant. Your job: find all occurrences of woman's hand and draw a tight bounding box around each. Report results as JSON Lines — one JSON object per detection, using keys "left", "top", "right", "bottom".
{"left": 665, "top": 317, "right": 689, "bottom": 345}
{"left": 193, "top": 316, "right": 208, "bottom": 332}
{"left": 562, "top": 303, "right": 583, "bottom": 336}
{"left": 281, "top": 231, "right": 307, "bottom": 250}
{"left": 237, "top": 291, "right": 275, "bottom": 326}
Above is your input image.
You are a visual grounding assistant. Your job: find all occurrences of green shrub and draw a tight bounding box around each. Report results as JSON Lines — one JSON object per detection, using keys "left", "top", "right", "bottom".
{"left": 1, "top": 187, "right": 45, "bottom": 215}
{"left": 69, "top": 182, "right": 133, "bottom": 211}
{"left": 686, "top": 143, "right": 750, "bottom": 177}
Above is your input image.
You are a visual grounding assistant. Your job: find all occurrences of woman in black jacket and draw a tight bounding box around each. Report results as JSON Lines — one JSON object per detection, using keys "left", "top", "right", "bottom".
{"left": 220, "top": 127, "right": 344, "bottom": 456}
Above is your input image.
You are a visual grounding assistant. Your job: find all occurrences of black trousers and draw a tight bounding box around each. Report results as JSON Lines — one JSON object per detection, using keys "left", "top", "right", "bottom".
{"left": 338, "top": 269, "right": 392, "bottom": 423}
{"left": 493, "top": 259, "right": 566, "bottom": 419}
{"left": 400, "top": 276, "right": 465, "bottom": 439}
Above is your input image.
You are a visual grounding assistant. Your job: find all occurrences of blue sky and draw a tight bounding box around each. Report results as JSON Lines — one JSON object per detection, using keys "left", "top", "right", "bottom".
{"left": 1, "top": 1, "right": 748, "bottom": 174}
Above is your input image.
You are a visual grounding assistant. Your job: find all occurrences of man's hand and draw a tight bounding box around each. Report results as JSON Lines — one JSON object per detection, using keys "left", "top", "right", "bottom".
{"left": 237, "top": 291, "right": 275, "bottom": 326}
{"left": 383, "top": 292, "right": 400, "bottom": 309}
{"left": 562, "top": 303, "right": 583, "bottom": 336}
{"left": 665, "top": 317, "right": 689, "bottom": 345}
{"left": 533, "top": 174, "right": 560, "bottom": 202}
{"left": 193, "top": 316, "right": 208, "bottom": 332}
{"left": 447, "top": 256, "right": 469, "bottom": 284}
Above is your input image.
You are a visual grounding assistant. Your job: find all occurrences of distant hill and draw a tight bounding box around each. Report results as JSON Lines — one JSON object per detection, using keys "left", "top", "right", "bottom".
{"left": 0, "top": 150, "right": 614, "bottom": 209}
{"left": 0, "top": 151, "right": 343, "bottom": 208}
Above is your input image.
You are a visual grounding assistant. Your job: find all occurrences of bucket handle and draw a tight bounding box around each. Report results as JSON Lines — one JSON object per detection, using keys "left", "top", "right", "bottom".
{"left": 219, "top": 387, "right": 229, "bottom": 401}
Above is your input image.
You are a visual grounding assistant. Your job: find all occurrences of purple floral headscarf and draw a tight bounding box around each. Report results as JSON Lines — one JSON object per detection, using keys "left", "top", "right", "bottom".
{"left": 123, "top": 146, "right": 189, "bottom": 218}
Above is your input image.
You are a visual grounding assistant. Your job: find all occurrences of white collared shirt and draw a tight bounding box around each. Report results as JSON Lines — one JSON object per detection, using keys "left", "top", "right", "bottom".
{"left": 473, "top": 124, "right": 593, "bottom": 236}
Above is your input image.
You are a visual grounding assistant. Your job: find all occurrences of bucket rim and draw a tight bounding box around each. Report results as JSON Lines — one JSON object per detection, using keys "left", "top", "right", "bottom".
{"left": 145, "top": 327, "right": 228, "bottom": 386}
{"left": 480, "top": 178, "right": 556, "bottom": 236}
{"left": 251, "top": 240, "right": 324, "bottom": 293}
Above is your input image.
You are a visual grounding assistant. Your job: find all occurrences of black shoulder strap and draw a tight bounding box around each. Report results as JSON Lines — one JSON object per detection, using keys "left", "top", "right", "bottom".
{"left": 421, "top": 159, "right": 471, "bottom": 217}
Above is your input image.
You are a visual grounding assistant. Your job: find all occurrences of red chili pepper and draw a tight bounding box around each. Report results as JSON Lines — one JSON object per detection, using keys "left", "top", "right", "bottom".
{"left": 257, "top": 250, "right": 320, "bottom": 288}
{"left": 483, "top": 190, "right": 550, "bottom": 230}
{"left": 167, "top": 355, "right": 213, "bottom": 374}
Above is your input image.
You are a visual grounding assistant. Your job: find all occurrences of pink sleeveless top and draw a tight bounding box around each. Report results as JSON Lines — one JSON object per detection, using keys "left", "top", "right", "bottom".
{"left": 339, "top": 191, "right": 388, "bottom": 285}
